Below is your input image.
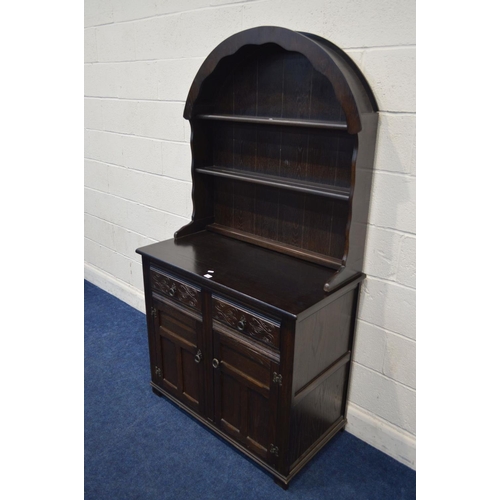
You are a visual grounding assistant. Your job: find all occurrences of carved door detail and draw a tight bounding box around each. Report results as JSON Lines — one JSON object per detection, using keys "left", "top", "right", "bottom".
{"left": 153, "top": 299, "right": 205, "bottom": 416}
{"left": 212, "top": 327, "right": 280, "bottom": 466}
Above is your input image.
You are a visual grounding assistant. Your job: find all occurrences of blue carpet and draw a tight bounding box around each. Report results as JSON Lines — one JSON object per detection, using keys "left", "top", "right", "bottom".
{"left": 85, "top": 280, "right": 416, "bottom": 499}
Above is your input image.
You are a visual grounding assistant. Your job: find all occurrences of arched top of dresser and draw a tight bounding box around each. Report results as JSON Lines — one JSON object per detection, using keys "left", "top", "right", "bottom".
{"left": 183, "top": 26, "right": 378, "bottom": 134}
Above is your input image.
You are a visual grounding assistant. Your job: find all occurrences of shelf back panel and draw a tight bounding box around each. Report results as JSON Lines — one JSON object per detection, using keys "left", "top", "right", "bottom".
{"left": 211, "top": 121, "right": 354, "bottom": 189}
{"left": 213, "top": 178, "right": 348, "bottom": 262}
{"left": 185, "top": 38, "right": 366, "bottom": 267}
{"left": 209, "top": 44, "right": 346, "bottom": 123}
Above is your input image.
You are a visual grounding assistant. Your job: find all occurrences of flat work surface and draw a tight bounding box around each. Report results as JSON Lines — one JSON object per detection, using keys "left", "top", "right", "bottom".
{"left": 85, "top": 281, "right": 416, "bottom": 500}
{"left": 137, "top": 231, "right": 357, "bottom": 316}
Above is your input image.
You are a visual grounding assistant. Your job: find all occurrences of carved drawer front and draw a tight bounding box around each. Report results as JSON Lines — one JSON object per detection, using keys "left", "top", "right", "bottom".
{"left": 212, "top": 296, "right": 280, "bottom": 349}
{"left": 150, "top": 267, "right": 201, "bottom": 313}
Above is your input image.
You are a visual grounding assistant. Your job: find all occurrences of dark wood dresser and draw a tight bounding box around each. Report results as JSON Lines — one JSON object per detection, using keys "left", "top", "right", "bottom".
{"left": 137, "top": 26, "right": 378, "bottom": 488}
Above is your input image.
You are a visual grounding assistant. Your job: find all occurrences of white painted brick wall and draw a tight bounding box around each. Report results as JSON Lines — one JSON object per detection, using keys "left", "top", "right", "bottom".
{"left": 84, "top": 0, "right": 113, "bottom": 27}
{"left": 111, "top": 0, "right": 157, "bottom": 23}
{"left": 375, "top": 114, "right": 416, "bottom": 174}
{"left": 360, "top": 278, "right": 416, "bottom": 341}
{"left": 84, "top": 98, "right": 103, "bottom": 132}
{"left": 162, "top": 141, "right": 194, "bottom": 182}
{"left": 117, "top": 62, "right": 159, "bottom": 100}
{"left": 85, "top": 130, "right": 123, "bottom": 165}
{"left": 157, "top": 58, "right": 204, "bottom": 101}
{"left": 84, "top": 28, "right": 98, "bottom": 63}
{"left": 96, "top": 23, "right": 137, "bottom": 61}
{"left": 121, "top": 135, "right": 163, "bottom": 174}
{"left": 349, "top": 362, "right": 416, "bottom": 434}
{"left": 84, "top": 0, "right": 416, "bottom": 470}
{"left": 369, "top": 172, "right": 416, "bottom": 233}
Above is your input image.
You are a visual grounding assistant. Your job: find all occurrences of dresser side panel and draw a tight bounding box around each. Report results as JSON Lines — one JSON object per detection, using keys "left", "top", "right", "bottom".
{"left": 292, "top": 289, "right": 355, "bottom": 395}
{"left": 288, "top": 286, "right": 357, "bottom": 466}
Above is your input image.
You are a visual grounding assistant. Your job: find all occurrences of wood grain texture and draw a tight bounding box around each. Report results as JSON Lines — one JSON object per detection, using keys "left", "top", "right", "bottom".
{"left": 182, "top": 39, "right": 366, "bottom": 271}
{"left": 150, "top": 267, "right": 201, "bottom": 313}
{"left": 197, "top": 114, "right": 348, "bottom": 130}
{"left": 213, "top": 326, "right": 279, "bottom": 465}
{"left": 184, "top": 27, "right": 369, "bottom": 131}
{"left": 152, "top": 299, "right": 205, "bottom": 415}
{"left": 292, "top": 288, "right": 355, "bottom": 395}
{"left": 196, "top": 166, "right": 350, "bottom": 200}
{"left": 206, "top": 224, "right": 342, "bottom": 268}
{"left": 288, "top": 365, "right": 347, "bottom": 466}
{"left": 213, "top": 296, "right": 280, "bottom": 349}
{"left": 138, "top": 231, "right": 350, "bottom": 317}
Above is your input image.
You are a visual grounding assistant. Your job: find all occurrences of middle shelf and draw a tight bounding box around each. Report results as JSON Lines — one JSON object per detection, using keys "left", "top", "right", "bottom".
{"left": 195, "top": 166, "right": 351, "bottom": 201}
{"left": 195, "top": 114, "right": 349, "bottom": 131}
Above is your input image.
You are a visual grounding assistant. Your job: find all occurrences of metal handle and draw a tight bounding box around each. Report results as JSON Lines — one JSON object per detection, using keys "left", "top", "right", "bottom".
{"left": 168, "top": 283, "right": 176, "bottom": 297}
{"left": 237, "top": 317, "right": 246, "bottom": 332}
{"left": 194, "top": 350, "right": 203, "bottom": 364}
{"left": 212, "top": 358, "right": 219, "bottom": 369}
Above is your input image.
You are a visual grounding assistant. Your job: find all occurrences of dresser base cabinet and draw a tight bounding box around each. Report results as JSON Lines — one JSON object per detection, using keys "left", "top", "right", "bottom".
{"left": 137, "top": 26, "right": 378, "bottom": 488}
{"left": 138, "top": 233, "right": 364, "bottom": 488}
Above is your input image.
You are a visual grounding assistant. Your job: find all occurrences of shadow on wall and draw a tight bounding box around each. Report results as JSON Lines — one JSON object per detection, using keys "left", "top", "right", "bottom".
{"left": 348, "top": 119, "right": 416, "bottom": 467}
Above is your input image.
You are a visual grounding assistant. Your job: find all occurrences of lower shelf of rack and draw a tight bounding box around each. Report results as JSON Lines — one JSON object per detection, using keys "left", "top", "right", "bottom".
{"left": 195, "top": 166, "right": 351, "bottom": 201}
{"left": 206, "top": 223, "right": 343, "bottom": 269}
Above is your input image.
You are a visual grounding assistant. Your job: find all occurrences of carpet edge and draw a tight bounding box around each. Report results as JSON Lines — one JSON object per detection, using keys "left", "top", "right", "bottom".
{"left": 85, "top": 262, "right": 145, "bottom": 313}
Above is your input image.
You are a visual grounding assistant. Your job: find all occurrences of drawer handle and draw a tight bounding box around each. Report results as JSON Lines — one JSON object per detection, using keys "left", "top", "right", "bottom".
{"left": 212, "top": 358, "right": 219, "bottom": 369}
{"left": 168, "top": 283, "right": 177, "bottom": 297}
{"left": 194, "top": 350, "right": 203, "bottom": 364}
{"left": 237, "top": 317, "right": 246, "bottom": 332}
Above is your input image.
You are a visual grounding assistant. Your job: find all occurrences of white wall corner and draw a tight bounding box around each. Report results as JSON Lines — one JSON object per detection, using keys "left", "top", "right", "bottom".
{"left": 84, "top": 263, "right": 145, "bottom": 314}
{"left": 346, "top": 402, "right": 416, "bottom": 470}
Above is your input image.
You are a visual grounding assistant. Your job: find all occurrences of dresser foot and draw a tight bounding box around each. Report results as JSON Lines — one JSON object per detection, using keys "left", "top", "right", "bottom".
{"left": 152, "top": 387, "right": 163, "bottom": 397}
{"left": 274, "top": 477, "right": 289, "bottom": 490}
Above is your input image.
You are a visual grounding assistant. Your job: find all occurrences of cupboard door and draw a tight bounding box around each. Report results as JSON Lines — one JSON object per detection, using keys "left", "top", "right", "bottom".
{"left": 212, "top": 327, "right": 280, "bottom": 466}
{"left": 152, "top": 298, "right": 205, "bottom": 416}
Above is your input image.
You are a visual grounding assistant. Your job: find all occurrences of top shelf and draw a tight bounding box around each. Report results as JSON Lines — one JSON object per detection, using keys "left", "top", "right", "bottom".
{"left": 195, "top": 114, "right": 349, "bottom": 131}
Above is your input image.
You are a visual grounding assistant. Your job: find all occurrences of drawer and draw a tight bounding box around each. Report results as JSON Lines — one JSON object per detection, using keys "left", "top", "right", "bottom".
{"left": 212, "top": 296, "right": 280, "bottom": 349}
{"left": 150, "top": 267, "right": 201, "bottom": 313}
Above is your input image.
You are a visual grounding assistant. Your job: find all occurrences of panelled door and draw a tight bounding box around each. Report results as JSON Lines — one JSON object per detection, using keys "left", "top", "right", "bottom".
{"left": 212, "top": 326, "right": 280, "bottom": 466}
{"left": 152, "top": 297, "right": 205, "bottom": 416}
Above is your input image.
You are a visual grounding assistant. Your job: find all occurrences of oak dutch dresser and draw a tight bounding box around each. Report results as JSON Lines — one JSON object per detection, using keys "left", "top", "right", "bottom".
{"left": 136, "top": 26, "right": 378, "bottom": 488}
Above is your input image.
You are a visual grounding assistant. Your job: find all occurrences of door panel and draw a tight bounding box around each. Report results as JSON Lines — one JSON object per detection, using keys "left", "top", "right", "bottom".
{"left": 180, "top": 349, "right": 200, "bottom": 405}
{"left": 153, "top": 298, "right": 205, "bottom": 416}
{"left": 160, "top": 336, "right": 178, "bottom": 390}
{"left": 221, "top": 374, "right": 241, "bottom": 431}
{"left": 247, "top": 390, "right": 271, "bottom": 451}
{"left": 213, "top": 327, "right": 279, "bottom": 465}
